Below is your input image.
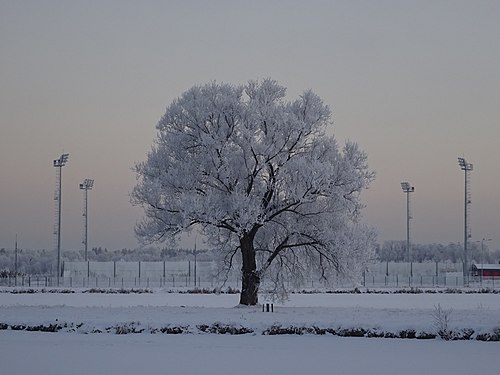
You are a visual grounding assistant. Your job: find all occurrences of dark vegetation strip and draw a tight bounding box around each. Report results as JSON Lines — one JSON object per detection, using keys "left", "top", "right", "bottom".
{"left": 1, "top": 322, "right": 499, "bottom": 341}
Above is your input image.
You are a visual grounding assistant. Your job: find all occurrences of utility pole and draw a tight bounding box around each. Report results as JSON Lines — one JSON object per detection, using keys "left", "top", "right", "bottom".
{"left": 14, "top": 234, "right": 18, "bottom": 286}
{"left": 480, "top": 238, "right": 492, "bottom": 281}
{"left": 194, "top": 242, "right": 197, "bottom": 287}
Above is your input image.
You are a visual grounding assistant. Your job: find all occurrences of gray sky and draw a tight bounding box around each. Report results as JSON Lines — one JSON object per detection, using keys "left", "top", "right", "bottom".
{"left": 1, "top": 0, "right": 499, "bottom": 252}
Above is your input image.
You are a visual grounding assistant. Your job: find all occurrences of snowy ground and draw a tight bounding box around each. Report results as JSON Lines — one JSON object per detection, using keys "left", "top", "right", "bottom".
{"left": 1, "top": 288, "right": 499, "bottom": 374}
{"left": 1, "top": 331, "right": 498, "bottom": 375}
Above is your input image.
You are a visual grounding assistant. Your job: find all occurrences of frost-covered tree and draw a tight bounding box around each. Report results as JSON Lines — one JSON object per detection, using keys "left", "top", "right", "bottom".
{"left": 132, "top": 79, "right": 376, "bottom": 305}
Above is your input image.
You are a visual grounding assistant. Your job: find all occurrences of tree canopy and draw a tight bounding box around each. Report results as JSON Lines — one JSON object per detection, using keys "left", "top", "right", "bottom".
{"left": 132, "top": 79, "right": 376, "bottom": 304}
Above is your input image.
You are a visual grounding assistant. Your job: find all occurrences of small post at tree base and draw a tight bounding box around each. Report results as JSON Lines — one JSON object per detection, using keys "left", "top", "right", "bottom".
{"left": 262, "top": 303, "right": 273, "bottom": 312}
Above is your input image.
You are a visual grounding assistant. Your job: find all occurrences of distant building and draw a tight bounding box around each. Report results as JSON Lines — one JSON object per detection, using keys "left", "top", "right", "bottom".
{"left": 471, "top": 263, "right": 500, "bottom": 277}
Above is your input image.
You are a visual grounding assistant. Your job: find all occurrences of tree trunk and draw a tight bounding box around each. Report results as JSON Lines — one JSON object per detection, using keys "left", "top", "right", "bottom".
{"left": 239, "top": 233, "right": 260, "bottom": 305}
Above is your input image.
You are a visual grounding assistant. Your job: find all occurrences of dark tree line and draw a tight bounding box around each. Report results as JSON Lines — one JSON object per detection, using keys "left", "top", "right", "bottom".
{"left": 0, "top": 247, "right": 212, "bottom": 276}
{"left": 2, "top": 242, "right": 499, "bottom": 277}
{"left": 376, "top": 241, "right": 500, "bottom": 263}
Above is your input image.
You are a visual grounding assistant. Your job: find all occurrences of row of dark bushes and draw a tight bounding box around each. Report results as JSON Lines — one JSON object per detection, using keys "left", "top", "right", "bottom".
{"left": 3, "top": 286, "right": 499, "bottom": 295}
{"left": 1, "top": 287, "right": 241, "bottom": 294}
{"left": 296, "top": 287, "right": 500, "bottom": 294}
{"left": 1, "top": 321, "right": 499, "bottom": 341}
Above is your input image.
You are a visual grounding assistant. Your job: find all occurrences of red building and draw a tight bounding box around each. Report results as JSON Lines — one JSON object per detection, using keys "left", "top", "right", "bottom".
{"left": 471, "top": 263, "right": 500, "bottom": 277}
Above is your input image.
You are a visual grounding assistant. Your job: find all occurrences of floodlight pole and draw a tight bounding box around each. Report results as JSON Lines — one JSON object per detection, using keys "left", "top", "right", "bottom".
{"left": 401, "top": 182, "right": 415, "bottom": 278}
{"left": 80, "top": 179, "right": 94, "bottom": 262}
{"left": 458, "top": 157, "right": 473, "bottom": 285}
{"left": 53, "top": 153, "right": 69, "bottom": 286}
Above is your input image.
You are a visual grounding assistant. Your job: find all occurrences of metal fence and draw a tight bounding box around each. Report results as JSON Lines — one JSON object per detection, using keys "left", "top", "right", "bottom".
{"left": 0, "top": 275, "right": 242, "bottom": 289}
{"left": 1, "top": 260, "right": 499, "bottom": 290}
{"left": 360, "top": 274, "right": 500, "bottom": 289}
{"left": 1, "top": 274, "right": 499, "bottom": 290}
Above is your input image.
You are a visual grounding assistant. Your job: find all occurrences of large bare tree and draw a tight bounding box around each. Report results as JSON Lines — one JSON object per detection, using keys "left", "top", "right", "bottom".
{"left": 132, "top": 79, "right": 375, "bottom": 305}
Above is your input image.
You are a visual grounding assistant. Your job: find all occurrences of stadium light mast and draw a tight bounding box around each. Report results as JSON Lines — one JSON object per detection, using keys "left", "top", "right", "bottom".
{"left": 458, "top": 157, "right": 473, "bottom": 285}
{"left": 79, "top": 179, "right": 94, "bottom": 262}
{"left": 401, "top": 182, "right": 415, "bottom": 278}
{"left": 53, "top": 153, "right": 69, "bottom": 286}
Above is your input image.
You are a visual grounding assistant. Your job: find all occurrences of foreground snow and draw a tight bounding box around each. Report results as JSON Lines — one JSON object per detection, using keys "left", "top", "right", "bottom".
{"left": 1, "top": 331, "right": 498, "bottom": 375}
{"left": 1, "top": 289, "right": 499, "bottom": 374}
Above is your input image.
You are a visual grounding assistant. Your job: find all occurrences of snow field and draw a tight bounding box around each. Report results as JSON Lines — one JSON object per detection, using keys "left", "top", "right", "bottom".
{"left": 0, "top": 332, "right": 498, "bottom": 375}
{"left": 1, "top": 289, "right": 499, "bottom": 337}
{"left": 1, "top": 289, "right": 499, "bottom": 374}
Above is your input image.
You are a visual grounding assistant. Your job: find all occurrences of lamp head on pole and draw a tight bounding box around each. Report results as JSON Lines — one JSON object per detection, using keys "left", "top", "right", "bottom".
{"left": 53, "top": 153, "right": 69, "bottom": 167}
{"left": 401, "top": 182, "right": 415, "bottom": 193}
{"left": 79, "top": 179, "right": 94, "bottom": 190}
{"left": 458, "top": 157, "right": 473, "bottom": 171}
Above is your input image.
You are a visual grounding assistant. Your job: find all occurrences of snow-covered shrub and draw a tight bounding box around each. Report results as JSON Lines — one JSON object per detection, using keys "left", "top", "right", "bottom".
{"left": 432, "top": 304, "right": 453, "bottom": 340}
